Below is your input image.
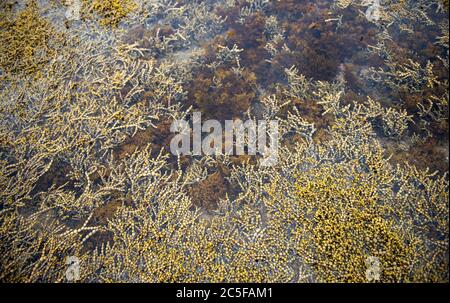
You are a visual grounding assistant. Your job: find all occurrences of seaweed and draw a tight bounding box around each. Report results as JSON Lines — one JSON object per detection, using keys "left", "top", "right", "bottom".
{"left": 0, "top": 0, "right": 448, "bottom": 283}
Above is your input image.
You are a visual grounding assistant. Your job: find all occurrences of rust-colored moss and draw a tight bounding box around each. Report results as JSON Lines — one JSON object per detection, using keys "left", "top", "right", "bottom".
{"left": 189, "top": 171, "right": 228, "bottom": 211}
{"left": 188, "top": 67, "right": 258, "bottom": 120}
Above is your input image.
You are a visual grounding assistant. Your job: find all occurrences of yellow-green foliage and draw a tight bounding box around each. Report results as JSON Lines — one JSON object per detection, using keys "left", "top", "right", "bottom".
{"left": 86, "top": 0, "right": 137, "bottom": 27}
{"left": 262, "top": 142, "right": 448, "bottom": 282}
{"left": 293, "top": 163, "right": 416, "bottom": 282}
{"left": 0, "top": 209, "right": 87, "bottom": 282}
{"left": 0, "top": 0, "right": 448, "bottom": 283}
{"left": 0, "top": 1, "right": 61, "bottom": 76}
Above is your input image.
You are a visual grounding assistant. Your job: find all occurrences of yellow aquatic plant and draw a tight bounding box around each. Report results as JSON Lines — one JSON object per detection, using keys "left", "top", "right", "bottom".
{"left": 0, "top": 1, "right": 62, "bottom": 76}
{"left": 88, "top": 0, "right": 137, "bottom": 27}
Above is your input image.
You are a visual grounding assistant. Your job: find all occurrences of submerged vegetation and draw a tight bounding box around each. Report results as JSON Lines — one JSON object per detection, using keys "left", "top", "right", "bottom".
{"left": 88, "top": 0, "right": 137, "bottom": 27}
{"left": 0, "top": 1, "right": 63, "bottom": 76}
{"left": 0, "top": 0, "right": 448, "bottom": 282}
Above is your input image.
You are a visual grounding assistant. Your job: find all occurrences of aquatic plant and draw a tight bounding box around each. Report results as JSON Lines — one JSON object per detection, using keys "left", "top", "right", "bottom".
{"left": 0, "top": 0, "right": 448, "bottom": 283}
{"left": 86, "top": 0, "right": 137, "bottom": 27}
{"left": 0, "top": 1, "right": 63, "bottom": 77}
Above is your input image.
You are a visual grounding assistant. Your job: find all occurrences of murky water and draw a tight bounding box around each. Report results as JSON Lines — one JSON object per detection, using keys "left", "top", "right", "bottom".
{"left": 0, "top": 0, "right": 448, "bottom": 282}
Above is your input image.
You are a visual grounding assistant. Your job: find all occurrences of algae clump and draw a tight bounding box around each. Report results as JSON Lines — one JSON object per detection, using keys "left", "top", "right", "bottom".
{"left": 89, "top": 0, "right": 137, "bottom": 27}
{"left": 0, "top": 1, "right": 61, "bottom": 77}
